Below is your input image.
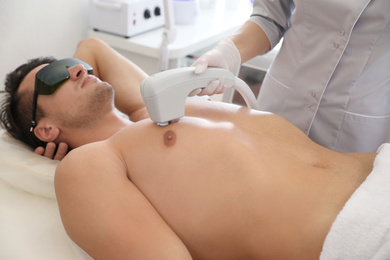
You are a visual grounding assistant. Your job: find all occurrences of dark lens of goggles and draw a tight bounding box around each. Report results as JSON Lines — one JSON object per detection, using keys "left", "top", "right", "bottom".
{"left": 34, "top": 58, "right": 93, "bottom": 95}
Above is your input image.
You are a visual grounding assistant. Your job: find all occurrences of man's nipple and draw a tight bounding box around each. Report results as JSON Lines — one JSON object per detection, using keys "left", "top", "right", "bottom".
{"left": 164, "top": 130, "right": 176, "bottom": 147}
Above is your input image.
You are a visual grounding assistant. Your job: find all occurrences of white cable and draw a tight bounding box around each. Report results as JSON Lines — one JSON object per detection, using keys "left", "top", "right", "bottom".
{"left": 160, "top": 0, "right": 177, "bottom": 71}
{"left": 233, "top": 77, "right": 259, "bottom": 110}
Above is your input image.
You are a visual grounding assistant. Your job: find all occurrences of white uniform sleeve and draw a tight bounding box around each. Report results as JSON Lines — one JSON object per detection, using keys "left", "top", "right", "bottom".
{"left": 248, "top": 0, "right": 295, "bottom": 49}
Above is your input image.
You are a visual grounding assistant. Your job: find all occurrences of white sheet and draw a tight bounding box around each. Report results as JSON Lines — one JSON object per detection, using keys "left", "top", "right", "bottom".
{"left": 320, "top": 143, "right": 390, "bottom": 259}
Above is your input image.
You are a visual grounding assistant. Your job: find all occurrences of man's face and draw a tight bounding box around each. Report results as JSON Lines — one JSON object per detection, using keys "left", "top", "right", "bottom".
{"left": 18, "top": 61, "right": 114, "bottom": 130}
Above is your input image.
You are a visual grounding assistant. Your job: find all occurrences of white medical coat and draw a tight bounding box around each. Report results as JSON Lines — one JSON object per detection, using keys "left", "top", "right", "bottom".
{"left": 250, "top": 0, "right": 390, "bottom": 152}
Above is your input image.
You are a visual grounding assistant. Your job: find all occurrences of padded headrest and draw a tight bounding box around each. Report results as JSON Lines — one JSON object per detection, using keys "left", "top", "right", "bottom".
{"left": 0, "top": 129, "right": 59, "bottom": 199}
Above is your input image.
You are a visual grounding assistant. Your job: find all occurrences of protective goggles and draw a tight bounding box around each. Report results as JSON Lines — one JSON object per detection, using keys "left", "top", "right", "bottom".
{"left": 30, "top": 58, "right": 94, "bottom": 132}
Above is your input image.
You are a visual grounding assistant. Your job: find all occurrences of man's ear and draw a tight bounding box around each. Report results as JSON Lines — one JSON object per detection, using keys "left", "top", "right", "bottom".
{"left": 33, "top": 122, "right": 60, "bottom": 142}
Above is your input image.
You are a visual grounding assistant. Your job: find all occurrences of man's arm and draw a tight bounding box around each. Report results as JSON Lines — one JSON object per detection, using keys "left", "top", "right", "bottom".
{"left": 54, "top": 142, "right": 192, "bottom": 259}
{"left": 73, "top": 37, "right": 149, "bottom": 122}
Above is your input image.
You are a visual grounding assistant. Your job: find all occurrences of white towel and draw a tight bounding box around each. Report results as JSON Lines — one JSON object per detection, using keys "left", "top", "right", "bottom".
{"left": 320, "top": 143, "right": 390, "bottom": 260}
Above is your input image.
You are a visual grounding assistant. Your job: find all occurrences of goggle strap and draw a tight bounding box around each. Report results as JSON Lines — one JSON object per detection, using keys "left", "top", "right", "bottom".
{"left": 30, "top": 91, "right": 38, "bottom": 132}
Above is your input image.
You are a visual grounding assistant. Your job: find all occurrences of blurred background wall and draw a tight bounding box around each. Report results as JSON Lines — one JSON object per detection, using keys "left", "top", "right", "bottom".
{"left": 0, "top": 0, "right": 90, "bottom": 90}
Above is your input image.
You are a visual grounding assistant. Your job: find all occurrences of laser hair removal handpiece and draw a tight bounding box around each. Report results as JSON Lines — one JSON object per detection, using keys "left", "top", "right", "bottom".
{"left": 140, "top": 67, "right": 259, "bottom": 126}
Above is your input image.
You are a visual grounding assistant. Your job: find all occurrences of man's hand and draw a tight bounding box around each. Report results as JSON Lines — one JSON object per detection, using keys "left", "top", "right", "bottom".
{"left": 34, "top": 142, "right": 69, "bottom": 161}
{"left": 190, "top": 38, "right": 241, "bottom": 96}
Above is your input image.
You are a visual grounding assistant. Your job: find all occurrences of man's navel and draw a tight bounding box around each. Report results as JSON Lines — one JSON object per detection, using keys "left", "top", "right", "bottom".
{"left": 164, "top": 130, "right": 176, "bottom": 147}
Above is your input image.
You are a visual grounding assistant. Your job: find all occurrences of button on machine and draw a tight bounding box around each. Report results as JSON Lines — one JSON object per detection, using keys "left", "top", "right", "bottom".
{"left": 154, "top": 6, "right": 161, "bottom": 16}
{"left": 144, "top": 9, "right": 151, "bottom": 19}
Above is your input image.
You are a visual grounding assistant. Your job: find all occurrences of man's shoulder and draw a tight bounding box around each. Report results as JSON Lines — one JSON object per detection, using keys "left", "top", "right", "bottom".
{"left": 54, "top": 140, "right": 129, "bottom": 202}
{"left": 66, "top": 140, "right": 109, "bottom": 160}
{"left": 55, "top": 141, "right": 120, "bottom": 180}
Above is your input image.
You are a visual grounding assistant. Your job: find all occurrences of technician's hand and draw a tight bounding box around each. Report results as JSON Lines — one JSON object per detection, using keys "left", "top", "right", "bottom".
{"left": 34, "top": 142, "right": 69, "bottom": 161}
{"left": 190, "top": 38, "right": 241, "bottom": 96}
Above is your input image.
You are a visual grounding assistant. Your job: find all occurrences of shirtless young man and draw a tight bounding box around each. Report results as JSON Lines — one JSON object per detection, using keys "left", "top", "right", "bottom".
{"left": 55, "top": 99, "right": 376, "bottom": 260}
{"left": 0, "top": 37, "right": 378, "bottom": 259}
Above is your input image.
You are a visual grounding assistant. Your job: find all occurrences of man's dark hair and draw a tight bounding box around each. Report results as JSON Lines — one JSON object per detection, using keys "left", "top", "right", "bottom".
{"left": 0, "top": 56, "right": 57, "bottom": 149}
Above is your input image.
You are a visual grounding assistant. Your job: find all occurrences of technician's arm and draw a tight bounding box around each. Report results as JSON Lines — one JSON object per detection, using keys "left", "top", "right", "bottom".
{"left": 192, "top": 0, "right": 293, "bottom": 95}
{"left": 233, "top": 0, "right": 294, "bottom": 62}
{"left": 231, "top": 21, "right": 271, "bottom": 64}
{"left": 73, "top": 37, "right": 149, "bottom": 122}
{"left": 55, "top": 143, "right": 193, "bottom": 259}
{"left": 190, "top": 21, "right": 270, "bottom": 96}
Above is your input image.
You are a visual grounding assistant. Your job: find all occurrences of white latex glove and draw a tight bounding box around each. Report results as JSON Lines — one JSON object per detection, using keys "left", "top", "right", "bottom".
{"left": 190, "top": 38, "right": 241, "bottom": 96}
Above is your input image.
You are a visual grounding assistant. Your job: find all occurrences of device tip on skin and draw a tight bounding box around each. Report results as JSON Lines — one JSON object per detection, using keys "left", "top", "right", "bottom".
{"left": 156, "top": 119, "right": 178, "bottom": 126}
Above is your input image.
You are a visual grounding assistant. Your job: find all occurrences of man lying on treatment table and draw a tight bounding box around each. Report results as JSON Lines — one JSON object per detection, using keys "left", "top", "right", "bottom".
{"left": 56, "top": 99, "right": 379, "bottom": 260}
{"left": 1, "top": 38, "right": 388, "bottom": 259}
